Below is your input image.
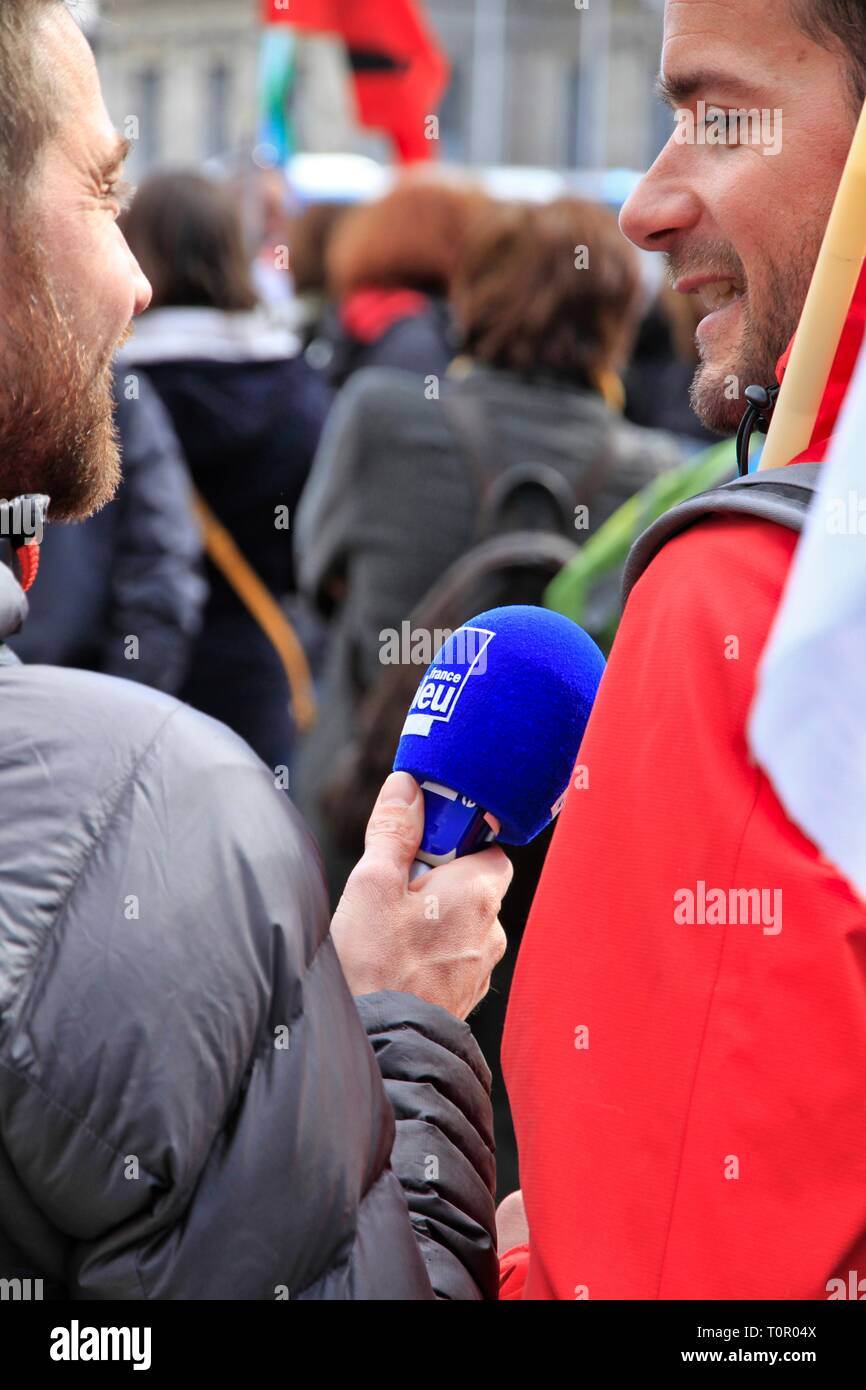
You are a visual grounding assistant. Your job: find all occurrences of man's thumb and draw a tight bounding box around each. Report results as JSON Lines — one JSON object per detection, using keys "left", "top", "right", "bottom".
{"left": 363, "top": 772, "right": 423, "bottom": 868}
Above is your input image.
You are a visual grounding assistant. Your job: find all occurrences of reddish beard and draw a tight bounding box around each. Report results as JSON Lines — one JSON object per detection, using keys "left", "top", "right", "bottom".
{"left": 0, "top": 227, "right": 126, "bottom": 522}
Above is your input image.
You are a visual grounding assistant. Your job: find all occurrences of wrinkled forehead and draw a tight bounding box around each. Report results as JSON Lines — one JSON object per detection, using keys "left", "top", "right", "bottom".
{"left": 661, "top": 0, "right": 812, "bottom": 98}
{"left": 37, "top": 4, "right": 115, "bottom": 152}
{"left": 663, "top": 0, "right": 786, "bottom": 41}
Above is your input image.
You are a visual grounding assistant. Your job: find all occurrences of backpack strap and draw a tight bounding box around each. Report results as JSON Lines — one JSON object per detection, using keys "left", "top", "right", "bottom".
{"left": 621, "top": 462, "right": 820, "bottom": 606}
{"left": 441, "top": 385, "right": 613, "bottom": 541}
{"left": 440, "top": 389, "right": 505, "bottom": 531}
{"left": 190, "top": 490, "right": 317, "bottom": 732}
{"left": 405, "top": 529, "right": 579, "bottom": 630}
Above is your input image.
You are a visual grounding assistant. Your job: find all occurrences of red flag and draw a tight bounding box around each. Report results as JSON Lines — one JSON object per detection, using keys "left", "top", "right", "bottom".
{"left": 262, "top": 0, "right": 449, "bottom": 162}
{"left": 262, "top": 1, "right": 341, "bottom": 26}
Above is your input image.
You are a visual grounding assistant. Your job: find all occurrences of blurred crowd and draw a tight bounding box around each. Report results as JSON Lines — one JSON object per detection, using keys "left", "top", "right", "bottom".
{"left": 13, "top": 164, "right": 728, "bottom": 1194}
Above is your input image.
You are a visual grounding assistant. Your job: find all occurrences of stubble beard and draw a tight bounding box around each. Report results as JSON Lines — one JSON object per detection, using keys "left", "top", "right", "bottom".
{"left": 689, "top": 273, "right": 806, "bottom": 435}
{"left": 0, "top": 221, "right": 124, "bottom": 522}
{"left": 669, "top": 223, "right": 825, "bottom": 436}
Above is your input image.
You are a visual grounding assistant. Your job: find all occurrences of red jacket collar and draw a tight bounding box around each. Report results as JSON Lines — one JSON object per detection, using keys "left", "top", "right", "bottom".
{"left": 774, "top": 260, "right": 866, "bottom": 463}
{"left": 340, "top": 286, "right": 429, "bottom": 344}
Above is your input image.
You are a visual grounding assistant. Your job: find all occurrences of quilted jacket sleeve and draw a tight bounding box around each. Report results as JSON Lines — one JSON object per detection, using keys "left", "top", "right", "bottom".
{"left": 357, "top": 992, "right": 498, "bottom": 1301}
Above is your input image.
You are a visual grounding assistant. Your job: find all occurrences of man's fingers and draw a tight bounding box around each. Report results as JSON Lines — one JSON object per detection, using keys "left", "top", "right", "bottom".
{"left": 362, "top": 772, "right": 424, "bottom": 877}
{"left": 474, "top": 923, "right": 507, "bottom": 998}
{"left": 489, "top": 918, "right": 508, "bottom": 969}
{"left": 412, "top": 842, "right": 514, "bottom": 902}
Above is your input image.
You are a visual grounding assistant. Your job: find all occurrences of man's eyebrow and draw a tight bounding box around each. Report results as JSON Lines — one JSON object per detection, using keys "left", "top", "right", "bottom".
{"left": 98, "top": 135, "right": 132, "bottom": 177}
{"left": 655, "top": 69, "right": 764, "bottom": 108}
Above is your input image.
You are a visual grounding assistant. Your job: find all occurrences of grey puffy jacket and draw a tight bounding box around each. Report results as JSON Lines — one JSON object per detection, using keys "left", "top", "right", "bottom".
{"left": 0, "top": 556, "right": 497, "bottom": 1300}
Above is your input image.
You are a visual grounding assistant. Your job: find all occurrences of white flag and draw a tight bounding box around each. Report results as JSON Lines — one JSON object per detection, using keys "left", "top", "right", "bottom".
{"left": 749, "top": 337, "right": 866, "bottom": 899}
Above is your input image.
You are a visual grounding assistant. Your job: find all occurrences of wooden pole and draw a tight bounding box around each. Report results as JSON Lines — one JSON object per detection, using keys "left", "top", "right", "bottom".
{"left": 759, "top": 96, "right": 866, "bottom": 470}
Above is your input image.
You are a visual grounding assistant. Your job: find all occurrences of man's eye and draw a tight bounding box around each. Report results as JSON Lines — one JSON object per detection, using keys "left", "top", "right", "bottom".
{"left": 103, "top": 178, "right": 135, "bottom": 213}
{"left": 700, "top": 107, "right": 737, "bottom": 142}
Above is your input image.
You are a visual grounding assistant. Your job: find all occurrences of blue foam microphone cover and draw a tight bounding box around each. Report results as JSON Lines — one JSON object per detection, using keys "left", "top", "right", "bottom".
{"left": 393, "top": 606, "right": 605, "bottom": 847}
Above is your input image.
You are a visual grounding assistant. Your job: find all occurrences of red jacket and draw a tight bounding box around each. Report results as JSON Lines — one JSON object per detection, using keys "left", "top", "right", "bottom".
{"left": 501, "top": 269, "right": 866, "bottom": 1300}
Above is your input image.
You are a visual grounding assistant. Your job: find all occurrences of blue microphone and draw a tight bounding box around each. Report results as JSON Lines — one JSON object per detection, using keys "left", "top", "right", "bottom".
{"left": 392, "top": 606, "right": 605, "bottom": 878}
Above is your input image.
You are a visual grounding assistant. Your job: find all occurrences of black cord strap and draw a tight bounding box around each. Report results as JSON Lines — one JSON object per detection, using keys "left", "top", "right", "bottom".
{"left": 735, "top": 384, "right": 780, "bottom": 476}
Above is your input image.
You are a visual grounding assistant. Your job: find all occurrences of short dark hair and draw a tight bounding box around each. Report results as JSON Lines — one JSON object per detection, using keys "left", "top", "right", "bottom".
{"left": 791, "top": 0, "right": 866, "bottom": 109}
{"left": 121, "top": 172, "right": 258, "bottom": 312}
{"left": 450, "top": 197, "right": 641, "bottom": 386}
{"left": 0, "top": 0, "right": 63, "bottom": 218}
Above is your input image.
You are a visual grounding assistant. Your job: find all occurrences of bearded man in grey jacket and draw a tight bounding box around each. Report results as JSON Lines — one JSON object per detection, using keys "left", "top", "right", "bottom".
{"left": 0, "top": 0, "right": 509, "bottom": 1300}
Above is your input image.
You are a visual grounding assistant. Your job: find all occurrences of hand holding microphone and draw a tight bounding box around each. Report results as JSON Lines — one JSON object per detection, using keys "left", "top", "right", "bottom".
{"left": 331, "top": 770, "right": 511, "bottom": 1020}
{"left": 394, "top": 605, "right": 606, "bottom": 874}
{"left": 331, "top": 605, "right": 604, "bottom": 1021}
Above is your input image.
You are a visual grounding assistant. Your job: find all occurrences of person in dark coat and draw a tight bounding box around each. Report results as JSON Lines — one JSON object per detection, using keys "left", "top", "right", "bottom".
{"left": 9, "top": 370, "right": 206, "bottom": 691}
{"left": 0, "top": 0, "right": 510, "bottom": 1301}
{"left": 120, "top": 171, "right": 332, "bottom": 771}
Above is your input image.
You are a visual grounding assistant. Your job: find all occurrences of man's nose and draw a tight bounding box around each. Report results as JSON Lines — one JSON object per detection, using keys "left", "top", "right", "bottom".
{"left": 619, "top": 146, "right": 702, "bottom": 254}
{"left": 125, "top": 242, "right": 152, "bottom": 316}
{"left": 132, "top": 262, "right": 152, "bottom": 317}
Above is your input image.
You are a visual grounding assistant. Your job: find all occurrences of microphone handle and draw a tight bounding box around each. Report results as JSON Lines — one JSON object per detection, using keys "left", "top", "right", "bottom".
{"left": 408, "top": 781, "right": 500, "bottom": 883}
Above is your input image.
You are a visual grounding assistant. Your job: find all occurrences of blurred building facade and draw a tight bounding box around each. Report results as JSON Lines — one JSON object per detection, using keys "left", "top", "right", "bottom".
{"left": 94, "top": 0, "right": 672, "bottom": 178}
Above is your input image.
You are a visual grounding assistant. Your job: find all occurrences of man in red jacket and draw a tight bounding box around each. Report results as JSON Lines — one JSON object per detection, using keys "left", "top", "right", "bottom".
{"left": 501, "top": 0, "right": 866, "bottom": 1299}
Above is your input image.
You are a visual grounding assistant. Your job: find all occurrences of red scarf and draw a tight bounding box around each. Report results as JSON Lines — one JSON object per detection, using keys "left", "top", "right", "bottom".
{"left": 340, "top": 286, "right": 429, "bottom": 344}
